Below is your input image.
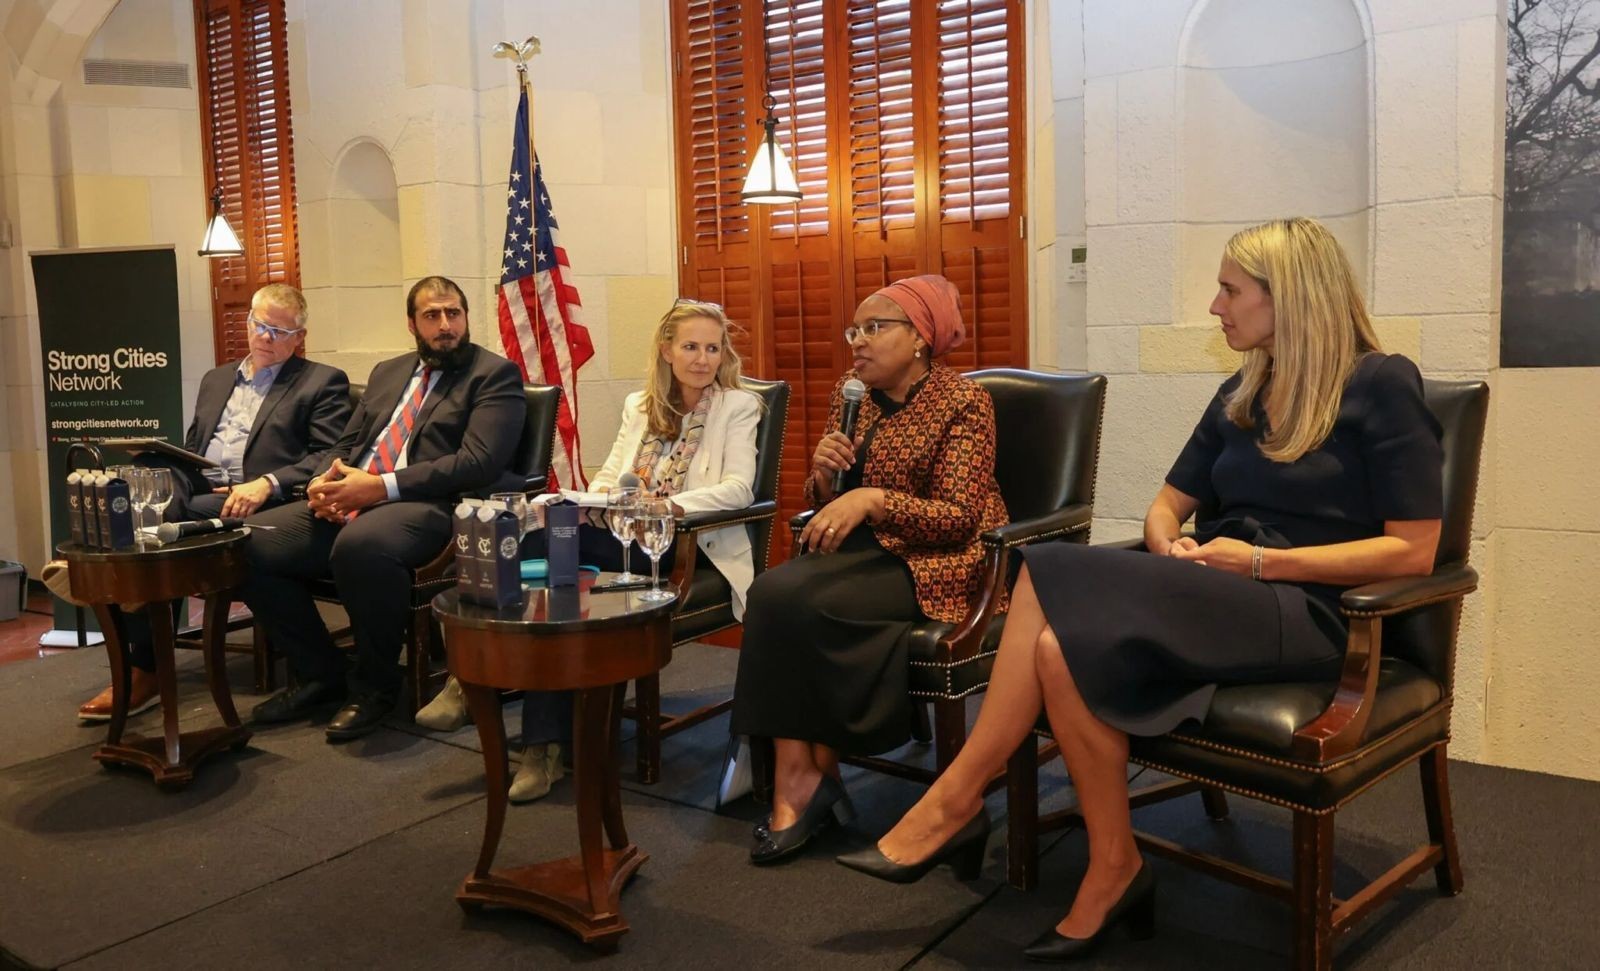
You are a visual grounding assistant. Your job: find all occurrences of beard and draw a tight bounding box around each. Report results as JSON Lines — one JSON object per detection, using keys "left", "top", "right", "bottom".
{"left": 415, "top": 326, "right": 474, "bottom": 371}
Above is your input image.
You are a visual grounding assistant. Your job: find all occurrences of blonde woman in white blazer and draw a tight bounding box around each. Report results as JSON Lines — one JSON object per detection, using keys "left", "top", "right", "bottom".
{"left": 417, "top": 298, "right": 761, "bottom": 802}
{"left": 586, "top": 384, "right": 761, "bottom": 614}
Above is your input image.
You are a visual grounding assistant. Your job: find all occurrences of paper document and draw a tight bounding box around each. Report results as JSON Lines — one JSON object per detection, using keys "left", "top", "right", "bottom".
{"left": 554, "top": 490, "right": 613, "bottom": 508}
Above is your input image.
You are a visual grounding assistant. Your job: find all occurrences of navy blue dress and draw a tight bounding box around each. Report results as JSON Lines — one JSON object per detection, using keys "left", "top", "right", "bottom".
{"left": 1020, "top": 353, "right": 1444, "bottom": 736}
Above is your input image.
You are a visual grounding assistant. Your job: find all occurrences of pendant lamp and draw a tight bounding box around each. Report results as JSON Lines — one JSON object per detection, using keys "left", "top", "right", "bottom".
{"left": 741, "top": 3, "right": 802, "bottom": 205}
{"left": 197, "top": 184, "right": 243, "bottom": 258}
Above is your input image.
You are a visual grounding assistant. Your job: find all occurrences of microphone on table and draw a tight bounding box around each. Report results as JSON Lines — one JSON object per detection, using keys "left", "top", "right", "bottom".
{"left": 618, "top": 471, "right": 642, "bottom": 491}
{"left": 154, "top": 518, "right": 248, "bottom": 544}
{"left": 832, "top": 378, "right": 868, "bottom": 493}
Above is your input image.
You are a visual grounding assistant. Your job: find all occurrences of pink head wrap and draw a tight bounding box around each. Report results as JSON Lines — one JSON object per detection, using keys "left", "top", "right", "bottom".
{"left": 873, "top": 274, "right": 966, "bottom": 358}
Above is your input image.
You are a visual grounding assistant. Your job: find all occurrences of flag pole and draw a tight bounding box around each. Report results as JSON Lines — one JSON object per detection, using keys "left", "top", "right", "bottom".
{"left": 495, "top": 35, "right": 542, "bottom": 355}
{"left": 515, "top": 38, "right": 541, "bottom": 268}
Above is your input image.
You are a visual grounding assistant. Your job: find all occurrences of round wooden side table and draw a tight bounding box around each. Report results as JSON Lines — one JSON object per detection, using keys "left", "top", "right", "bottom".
{"left": 434, "top": 575, "right": 677, "bottom": 952}
{"left": 60, "top": 531, "right": 252, "bottom": 788}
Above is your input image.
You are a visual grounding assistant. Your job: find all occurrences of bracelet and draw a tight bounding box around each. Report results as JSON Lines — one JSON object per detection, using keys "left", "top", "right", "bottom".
{"left": 1251, "top": 544, "right": 1264, "bottom": 580}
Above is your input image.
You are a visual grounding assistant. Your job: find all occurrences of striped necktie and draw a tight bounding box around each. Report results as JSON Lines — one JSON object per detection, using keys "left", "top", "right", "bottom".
{"left": 366, "top": 367, "right": 433, "bottom": 476}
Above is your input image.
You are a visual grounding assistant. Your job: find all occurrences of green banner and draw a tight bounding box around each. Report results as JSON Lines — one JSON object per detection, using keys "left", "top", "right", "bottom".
{"left": 30, "top": 246, "right": 186, "bottom": 631}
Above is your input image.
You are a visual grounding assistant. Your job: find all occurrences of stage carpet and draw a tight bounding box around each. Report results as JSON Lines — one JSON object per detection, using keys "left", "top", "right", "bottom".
{"left": 1, "top": 643, "right": 1594, "bottom": 969}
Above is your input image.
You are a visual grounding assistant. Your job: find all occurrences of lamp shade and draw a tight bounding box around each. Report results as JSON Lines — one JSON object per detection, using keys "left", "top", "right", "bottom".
{"left": 198, "top": 188, "right": 243, "bottom": 258}
{"left": 741, "top": 118, "right": 802, "bottom": 204}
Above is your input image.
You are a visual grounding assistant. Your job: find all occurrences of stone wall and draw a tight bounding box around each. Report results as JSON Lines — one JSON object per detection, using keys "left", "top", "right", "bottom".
{"left": 286, "top": 0, "right": 676, "bottom": 473}
{"left": 1035, "top": 0, "right": 1600, "bottom": 781}
{"left": 0, "top": 0, "right": 209, "bottom": 571}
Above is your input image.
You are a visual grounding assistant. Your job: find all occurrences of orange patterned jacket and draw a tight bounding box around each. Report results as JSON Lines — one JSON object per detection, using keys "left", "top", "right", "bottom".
{"left": 804, "top": 365, "right": 1009, "bottom": 624}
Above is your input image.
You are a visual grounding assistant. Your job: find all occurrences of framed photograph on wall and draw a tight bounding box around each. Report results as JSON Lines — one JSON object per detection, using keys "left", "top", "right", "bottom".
{"left": 1503, "top": 0, "right": 1600, "bottom": 367}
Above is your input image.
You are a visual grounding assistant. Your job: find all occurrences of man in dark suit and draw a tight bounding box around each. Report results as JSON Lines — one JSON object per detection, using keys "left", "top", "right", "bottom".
{"left": 76, "top": 284, "right": 351, "bottom": 722}
{"left": 161, "top": 283, "right": 352, "bottom": 520}
{"left": 241, "top": 275, "right": 527, "bottom": 741}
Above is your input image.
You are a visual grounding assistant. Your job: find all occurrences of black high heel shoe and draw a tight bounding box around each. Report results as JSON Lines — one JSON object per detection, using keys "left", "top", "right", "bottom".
{"left": 834, "top": 809, "right": 991, "bottom": 884}
{"left": 1023, "top": 860, "right": 1156, "bottom": 962}
{"left": 750, "top": 775, "right": 855, "bottom": 866}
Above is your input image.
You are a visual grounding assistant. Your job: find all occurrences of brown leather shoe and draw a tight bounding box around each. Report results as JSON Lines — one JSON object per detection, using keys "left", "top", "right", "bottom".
{"left": 78, "top": 667, "right": 160, "bottom": 722}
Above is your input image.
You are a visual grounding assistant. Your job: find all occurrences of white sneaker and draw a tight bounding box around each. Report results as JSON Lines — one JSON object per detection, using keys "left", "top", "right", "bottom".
{"left": 413, "top": 675, "right": 469, "bottom": 731}
{"left": 509, "top": 742, "right": 565, "bottom": 803}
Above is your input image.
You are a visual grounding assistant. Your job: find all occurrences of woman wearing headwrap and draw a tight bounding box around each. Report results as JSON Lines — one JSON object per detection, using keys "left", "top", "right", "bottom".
{"left": 730, "top": 274, "right": 1009, "bottom": 865}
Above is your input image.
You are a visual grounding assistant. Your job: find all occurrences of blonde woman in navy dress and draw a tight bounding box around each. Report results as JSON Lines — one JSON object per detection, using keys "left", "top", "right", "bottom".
{"left": 837, "top": 218, "right": 1445, "bottom": 963}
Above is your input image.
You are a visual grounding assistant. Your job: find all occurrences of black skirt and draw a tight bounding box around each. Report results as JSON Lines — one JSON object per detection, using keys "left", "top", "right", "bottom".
{"left": 1020, "top": 543, "right": 1347, "bottom": 737}
{"left": 731, "top": 530, "right": 925, "bottom": 755}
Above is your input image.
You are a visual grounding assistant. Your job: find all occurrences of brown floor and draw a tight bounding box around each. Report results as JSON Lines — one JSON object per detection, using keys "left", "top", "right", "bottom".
{"left": 0, "top": 589, "right": 225, "bottom": 671}
{"left": 0, "top": 587, "right": 76, "bottom": 668}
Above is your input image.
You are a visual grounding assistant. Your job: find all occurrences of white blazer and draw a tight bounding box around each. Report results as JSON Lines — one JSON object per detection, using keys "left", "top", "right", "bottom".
{"left": 590, "top": 387, "right": 762, "bottom": 619}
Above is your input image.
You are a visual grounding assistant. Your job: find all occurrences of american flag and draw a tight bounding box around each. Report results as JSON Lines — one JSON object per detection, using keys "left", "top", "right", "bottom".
{"left": 496, "top": 88, "right": 593, "bottom": 490}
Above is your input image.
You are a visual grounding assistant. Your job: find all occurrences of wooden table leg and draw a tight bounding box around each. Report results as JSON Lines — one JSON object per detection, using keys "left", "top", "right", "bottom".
{"left": 573, "top": 686, "right": 612, "bottom": 915}
{"left": 148, "top": 600, "right": 182, "bottom": 767}
{"left": 93, "top": 598, "right": 252, "bottom": 788}
{"left": 463, "top": 681, "right": 509, "bottom": 879}
{"left": 96, "top": 605, "right": 131, "bottom": 746}
{"left": 454, "top": 681, "right": 646, "bottom": 950}
{"left": 603, "top": 683, "right": 629, "bottom": 849}
{"left": 202, "top": 594, "right": 243, "bottom": 729}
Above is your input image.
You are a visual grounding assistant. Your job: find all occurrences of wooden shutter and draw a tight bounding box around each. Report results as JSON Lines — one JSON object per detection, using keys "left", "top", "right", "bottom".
{"left": 764, "top": 0, "right": 845, "bottom": 524}
{"left": 932, "top": 0, "right": 1025, "bottom": 371}
{"left": 671, "top": 0, "right": 1027, "bottom": 546}
{"left": 842, "top": 0, "right": 922, "bottom": 312}
{"left": 674, "top": 0, "right": 758, "bottom": 368}
{"left": 194, "top": 0, "right": 300, "bottom": 365}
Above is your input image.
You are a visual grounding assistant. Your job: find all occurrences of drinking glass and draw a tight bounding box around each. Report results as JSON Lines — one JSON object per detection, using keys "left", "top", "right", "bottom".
{"left": 635, "top": 498, "right": 676, "bottom": 603}
{"left": 489, "top": 492, "right": 532, "bottom": 538}
{"left": 606, "top": 487, "right": 643, "bottom": 582}
{"left": 128, "top": 469, "right": 153, "bottom": 535}
{"left": 146, "top": 467, "right": 174, "bottom": 528}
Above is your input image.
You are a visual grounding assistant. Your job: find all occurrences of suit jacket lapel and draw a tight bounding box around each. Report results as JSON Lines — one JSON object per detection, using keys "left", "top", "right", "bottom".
{"left": 408, "top": 362, "right": 462, "bottom": 458}
{"left": 192, "top": 365, "right": 235, "bottom": 450}
{"left": 359, "top": 354, "right": 417, "bottom": 458}
{"left": 244, "top": 355, "right": 302, "bottom": 458}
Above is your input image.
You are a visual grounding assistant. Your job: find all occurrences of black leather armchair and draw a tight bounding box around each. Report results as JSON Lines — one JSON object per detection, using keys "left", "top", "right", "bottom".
{"left": 790, "top": 369, "right": 1107, "bottom": 785}
{"left": 1004, "top": 378, "right": 1488, "bottom": 971}
{"left": 624, "top": 377, "right": 789, "bottom": 783}
{"left": 292, "top": 383, "right": 559, "bottom": 712}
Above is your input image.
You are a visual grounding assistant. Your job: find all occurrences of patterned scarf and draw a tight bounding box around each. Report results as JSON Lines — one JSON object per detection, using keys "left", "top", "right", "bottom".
{"left": 631, "top": 386, "right": 716, "bottom": 496}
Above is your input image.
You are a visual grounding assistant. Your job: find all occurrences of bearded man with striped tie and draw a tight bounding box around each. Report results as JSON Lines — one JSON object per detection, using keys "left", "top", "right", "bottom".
{"left": 240, "top": 276, "right": 527, "bottom": 741}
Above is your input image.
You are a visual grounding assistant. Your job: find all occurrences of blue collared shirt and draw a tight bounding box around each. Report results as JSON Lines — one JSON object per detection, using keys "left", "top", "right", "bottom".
{"left": 202, "top": 360, "right": 282, "bottom": 486}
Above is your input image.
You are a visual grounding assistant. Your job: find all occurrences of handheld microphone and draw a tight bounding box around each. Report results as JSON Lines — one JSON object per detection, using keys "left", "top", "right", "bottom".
{"left": 832, "top": 378, "right": 868, "bottom": 493}
{"left": 618, "top": 471, "right": 641, "bottom": 490}
{"left": 155, "top": 518, "right": 247, "bottom": 544}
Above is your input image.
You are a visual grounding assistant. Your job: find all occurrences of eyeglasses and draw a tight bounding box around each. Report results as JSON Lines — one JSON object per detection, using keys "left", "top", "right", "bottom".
{"left": 843, "top": 317, "right": 912, "bottom": 345}
{"left": 249, "top": 315, "right": 303, "bottom": 342}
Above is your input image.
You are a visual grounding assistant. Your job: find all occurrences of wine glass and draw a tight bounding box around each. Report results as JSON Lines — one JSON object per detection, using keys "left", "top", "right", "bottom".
{"left": 128, "top": 469, "right": 153, "bottom": 538}
{"left": 146, "top": 468, "right": 174, "bottom": 528}
{"left": 634, "top": 498, "right": 676, "bottom": 603}
{"left": 606, "top": 487, "right": 643, "bottom": 582}
{"left": 490, "top": 492, "right": 531, "bottom": 538}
